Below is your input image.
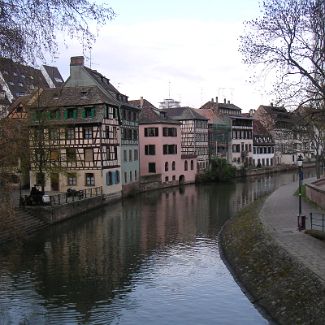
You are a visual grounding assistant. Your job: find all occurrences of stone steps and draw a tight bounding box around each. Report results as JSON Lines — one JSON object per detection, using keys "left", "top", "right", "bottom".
{"left": 0, "top": 207, "right": 49, "bottom": 244}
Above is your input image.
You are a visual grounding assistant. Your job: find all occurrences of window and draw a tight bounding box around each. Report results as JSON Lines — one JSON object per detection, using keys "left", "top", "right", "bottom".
{"left": 163, "top": 127, "right": 177, "bottom": 137}
{"left": 107, "top": 146, "right": 117, "bottom": 161}
{"left": 145, "top": 145, "right": 156, "bottom": 155}
{"left": 123, "top": 150, "right": 127, "bottom": 162}
{"left": 134, "top": 149, "right": 138, "bottom": 161}
{"left": 83, "top": 127, "right": 92, "bottom": 139}
{"left": 163, "top": 144, "right": 177, "bottom": 155}
{"left": 133, "top": 129, "right": 138, "bottom": 140}
{"left": 124, "top": 172, "right": 127, "bottom": 183}
{"left": 106, "top": 170, "right": 120, "bottom": 185}
{"left": 66, "top": 128, "right": 75, "bottom": 140}
{"left": 134, "top": 170, "right": 137, "bottom": 180}
{"left": 165, "top": 176, "right": 169, "bottom": 182}
{"left": 129, "top": 149, "right": 132, "bottom": 162}
{"left": 130, "top": 171, "right": 133, "bottom": 182}
{"left": 84, "top": 148, "right": 93, "bottom": 162}
{"left": 85, "top": 173, "right": 95, "bottom": 186}
{"left": 67, "top": 173, "right": 77, "bottom": 186}
{"left": 165, "top": 162, "right": 169, "bottom": 171}
{"left": 106, "top": 126, "right": 115, "bottom": 139}
{"left": 172, "top": 161, "right": 175, "bottom": 170}
{"left": 190, "top": 160, "right": 194, "bottom": 170}
{"left": 148, "top": 163, "right": 156, "bottom": 173}
{"left": 49, "top": 110, "right": 60, "bottom": 120}
{"left": 144, "top": 127, "right": 158, "bottom": 137}
{"left": 83, "top": 107, "right": 95, "bottom": 118}
{"left": 50, "top": 150, "right": 60, "bottom": 161}
{"left": 49, "top": 128, "right": 59, "bottom": 140}
{"left": 107, "top": 171, "right": 113, "bottom": 185}
{"left": 66, "top": 148, "right": 76, "bottom": 161}
{"left": 184, "top": 160, "right": 188, "bottom": 171}
{"left": 65, "top": 108, "right": 77, "bottom": 119}
{"left": 172, "top": 175, "right": 176, "bottom": 181}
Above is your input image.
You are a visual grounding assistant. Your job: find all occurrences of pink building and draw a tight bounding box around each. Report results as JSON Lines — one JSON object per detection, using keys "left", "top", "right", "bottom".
{"left": 134, "top": 99, "right": 197, "bottom": 185}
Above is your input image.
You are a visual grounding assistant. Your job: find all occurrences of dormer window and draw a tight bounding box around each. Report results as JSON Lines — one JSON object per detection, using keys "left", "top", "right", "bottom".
{"left": 18, "top": 82, "right": 23, "bottom": 87}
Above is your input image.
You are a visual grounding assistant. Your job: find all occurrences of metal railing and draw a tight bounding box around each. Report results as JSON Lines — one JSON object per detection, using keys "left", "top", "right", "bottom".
{"left": 310, "top": 212, "right": 325, "bottom": 232}
{"left": 49, "top": 186, "right": 103, "bottom": 206}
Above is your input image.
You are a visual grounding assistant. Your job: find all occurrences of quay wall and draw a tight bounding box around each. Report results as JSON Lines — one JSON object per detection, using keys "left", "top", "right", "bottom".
{"left": 220, "top": 199, "right": 325, "bottom": 324}
{"left": 306, "top": 179, "right": 325, "bottom": 210}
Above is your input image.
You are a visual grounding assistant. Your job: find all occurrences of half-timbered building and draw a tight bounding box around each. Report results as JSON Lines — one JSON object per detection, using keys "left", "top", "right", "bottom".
{"left": 65, "top": 56, "right": 140, "bottom": 194}
{"left": 28, "top": 86, "right": 122, "bottom": 198}
{"left": 162, "top": 106, "right": 209, "bottom": 173}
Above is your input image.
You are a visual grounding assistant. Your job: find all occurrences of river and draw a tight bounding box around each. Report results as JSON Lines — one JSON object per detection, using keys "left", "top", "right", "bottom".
{"left": 0, "top": 169, "right": 315, "bottom": 324}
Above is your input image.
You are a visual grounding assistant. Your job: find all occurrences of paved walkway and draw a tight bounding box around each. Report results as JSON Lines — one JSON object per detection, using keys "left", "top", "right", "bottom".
{"left": 260, "top": 177, "right": 325, "bottom": 283}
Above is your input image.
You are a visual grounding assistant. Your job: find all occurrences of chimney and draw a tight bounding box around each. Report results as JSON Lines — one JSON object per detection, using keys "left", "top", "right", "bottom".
{"left": 228, "top": 100, "right": 230, "bottom": 104}
{"left": 224, "top": 98, "right": 226, "bottom": 104}
{"left": 270, "top": 102, "right": 273, "bottom": 107}
{"left": 140, "top": 96, "right": 144, "bottom": 108}
{"left": 215, "top": 96, "right": 218, "bottom": 104}
{"left": 70, "top": 56, "right": 84, "bottom": 66}
{"left": 211, "top": 98, "right": 214, "bottom": 102}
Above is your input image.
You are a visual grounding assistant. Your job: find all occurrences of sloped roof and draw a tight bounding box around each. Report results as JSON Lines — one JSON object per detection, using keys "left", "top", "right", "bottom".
{"left": 129, "top": 98, "right": 157, "bottom": 110}
{"left": 139, "top": 105, "right": 179, "bottom": 125}
{"left": 29, "top": 85, "right": 117, "bottom": 109}
{"left": 253, "top": 119, "right": 271, "bottom": 135}
{"left": 200, "top": 99, "right": 242, "bottom": 112}
{"left": 162, "top": 106, "right": 208, "bottom": 121}
{"left": 0, "top": 57, "right": 48, "bottom": 98}
{"left": 42, "top": 65, "right": 64, "bottom": 87}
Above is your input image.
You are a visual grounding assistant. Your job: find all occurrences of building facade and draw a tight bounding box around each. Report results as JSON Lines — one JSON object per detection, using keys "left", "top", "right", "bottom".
{"left": 162, "top": 106, "right": 209, "bottom": 173}
{"left": 28, "top": 86, "right": 122, "bottom": 198}
{"left": 65, "top": 56, "right": 140, "bottom": 194}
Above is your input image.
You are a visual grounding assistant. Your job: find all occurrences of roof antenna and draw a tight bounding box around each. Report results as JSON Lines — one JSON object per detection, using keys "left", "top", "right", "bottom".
{"left": 168, "top": 81, "right": 171, "bottom": 99}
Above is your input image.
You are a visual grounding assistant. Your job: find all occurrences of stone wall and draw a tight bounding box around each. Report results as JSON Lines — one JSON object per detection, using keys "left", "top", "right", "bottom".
{"left": 26, "top": 193, "right": 121, "bottom": 224}
{"left": 220, "top": 199, "right": 325, "bottom": 324}
{"left": 306, "top": 179, "right": 325, "bottom": 210}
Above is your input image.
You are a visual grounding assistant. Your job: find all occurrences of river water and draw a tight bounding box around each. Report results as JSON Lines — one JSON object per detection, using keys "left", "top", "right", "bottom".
{"left": 0, "top": 169, "right": 315, "bottom": 325}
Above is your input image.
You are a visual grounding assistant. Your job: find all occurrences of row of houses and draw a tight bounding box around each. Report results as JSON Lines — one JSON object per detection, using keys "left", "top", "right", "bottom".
{"left": 2, "top": 56, "right": 315, "bottom": 199}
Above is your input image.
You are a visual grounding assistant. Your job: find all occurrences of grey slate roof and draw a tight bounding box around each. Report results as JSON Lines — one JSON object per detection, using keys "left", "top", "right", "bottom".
{"left": 29, "top": 85, "right": 117, "bottom": 109}
{"left": 139, "top": 105, "right": 180, "bottom": 125}
{"left": 162, "top": 106, "right": 208, "bottom": 121}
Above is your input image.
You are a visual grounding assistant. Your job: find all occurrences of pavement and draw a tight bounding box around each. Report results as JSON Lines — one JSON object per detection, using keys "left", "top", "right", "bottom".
{"left": 260, "top": 177, "right": 325, "bottom": 283}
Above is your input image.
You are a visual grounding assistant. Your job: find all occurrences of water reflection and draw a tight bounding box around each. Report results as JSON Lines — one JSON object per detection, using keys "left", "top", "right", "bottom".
{"left": 0, "top": 169, "right": 315, "bottom": 324}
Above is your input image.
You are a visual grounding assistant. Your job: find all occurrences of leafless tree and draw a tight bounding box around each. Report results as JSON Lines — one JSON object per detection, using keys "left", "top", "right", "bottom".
{"left": 0, "top": 0, "right": 115, "bottom": 64}
{"left": 240, "top": 0, "right": 325, "bottom": 109}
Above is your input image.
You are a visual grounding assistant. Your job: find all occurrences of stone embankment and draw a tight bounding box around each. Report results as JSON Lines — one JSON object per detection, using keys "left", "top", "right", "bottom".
{"left": 220, "top": 199, "right": 325, "bottom": 324}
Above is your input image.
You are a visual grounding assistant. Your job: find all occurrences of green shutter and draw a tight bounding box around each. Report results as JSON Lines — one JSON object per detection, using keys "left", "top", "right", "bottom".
{"left": 73, "top": 109, "right": 77, "bottom": 119}
{"left": 32, "top": 112, "right": 36, "bottom": 121}
{"left": 82, "top": 110, "right": 86, "bottom": 118}
{"left": 64, "top": 110, "right": 68, "bottom": 120}
{"left": 91, "top": 107, "right": 95, "bottom": 118}
{"left": 56, "top": 110, "right": 61, "bottom": 120}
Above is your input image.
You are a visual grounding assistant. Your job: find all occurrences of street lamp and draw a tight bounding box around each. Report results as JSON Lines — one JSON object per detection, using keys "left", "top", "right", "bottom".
{"left": 297, "top": 154, "right": 305, "bottom": 230}
{"left": 17, "top": 168, "right": 22, "bottom": 207}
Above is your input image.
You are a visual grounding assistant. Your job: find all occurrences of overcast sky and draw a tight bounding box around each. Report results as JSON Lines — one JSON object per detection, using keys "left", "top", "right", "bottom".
{"left": 52, "top": 0, "right": 273, "bottom": 112}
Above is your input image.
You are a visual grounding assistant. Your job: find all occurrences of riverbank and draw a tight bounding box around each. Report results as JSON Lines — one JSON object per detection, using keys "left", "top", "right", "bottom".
{"left": 220, "top": 192, "right": 325, "bottom": 324}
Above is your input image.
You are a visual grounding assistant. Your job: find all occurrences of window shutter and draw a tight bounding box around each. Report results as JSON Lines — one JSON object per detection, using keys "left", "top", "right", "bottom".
{"left": 82, "top": 110, "right": 86, "bottom": 118}
{"left": 47, "top": 111, "right": 51, "bottom": 120}
{"left": 73, "top": 109, "right": 77, "bottom": 119}
{"left": 91, "top": 107, "right": 95, "bottom": 117}
{"left": 113, "top": 171, "right": 116, "bottom": 184}
{"left": 106, "top": 172, "right": 109, "bottom": 185}
{"left": 56, "top": 110, "right": 61, "bottom": 119}
{"left": 64, "top": 110, "right": 68, "bottom": 120}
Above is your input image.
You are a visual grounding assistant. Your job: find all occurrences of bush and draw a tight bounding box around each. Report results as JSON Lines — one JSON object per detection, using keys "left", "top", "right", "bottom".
{"left": 203, "top": 158, "right": 236, "bottom": 182}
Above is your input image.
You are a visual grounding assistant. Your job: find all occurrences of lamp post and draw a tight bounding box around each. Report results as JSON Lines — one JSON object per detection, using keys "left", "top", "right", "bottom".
{"left": 17, "top": 168, "right": 22, "bottom": 207}
{"left": 297, "top": 154, "right": 304, "bottom": 230}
